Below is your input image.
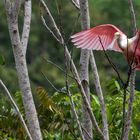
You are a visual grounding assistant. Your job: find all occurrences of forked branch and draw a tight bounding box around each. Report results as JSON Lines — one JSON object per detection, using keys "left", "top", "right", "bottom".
{"left": 40, "top": 0, "right": 105, "bottom": 139}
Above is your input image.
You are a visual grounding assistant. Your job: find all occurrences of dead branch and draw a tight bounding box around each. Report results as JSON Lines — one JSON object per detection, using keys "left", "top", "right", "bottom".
{"left": 64, "top": 47, "right": 86, "bottom": 140}
{"left": 0, "top": 79, "right": 32, "bottom": 140}
{"left": 21, "top": 0, "right": 32, "bottom": 55}
{"left": 70, "top": 0, "right": 80, "bottom": 10}
{"left": 90, "top": 51, "right": 109, "bottom": 140}
{"left": 121, "top": 0, "right": 137, "bottom": 139}
{"left": 78, "top": 0, "right": 92, "bottom": 138}
{"left": 40, "top": 0, "right": 105, "bottom": 139}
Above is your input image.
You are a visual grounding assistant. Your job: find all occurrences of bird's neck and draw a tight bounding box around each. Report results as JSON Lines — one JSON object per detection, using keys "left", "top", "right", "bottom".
{"left": 117, "top": 36, "right": 131, "bottom": 51}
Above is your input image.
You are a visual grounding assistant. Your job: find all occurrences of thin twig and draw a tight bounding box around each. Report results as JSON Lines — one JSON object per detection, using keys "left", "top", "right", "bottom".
{"left": 42, "top": 57, "right": 74, "bottom": 80}
{"left": 0, "top": 79, "right": 32, "bottom": 140}
{"left": 64, "top": 45, "right": 85, "bottom": 140}
{"left": 40, "top": 1, "right": 105, "bottom": 139}
{"left": 98, "top": 36, "right": 124, "bottom": 86}
{"left": 70, "top": 0, "right": 80, "bottom": 10}
{"left": 81, "top": 126, "right": 93, "bottom": 140}
{"left": 121, "top": 0, "right": 137, "bottom": 139}
{"left": 40, "top": 0, "right": 64, "bottom": 44}
{"left": 90, "top": 51, "right": 108, "bottom": 139}
{"left": 121, "top": 38, "right": 130, "bottom": 140}
{"left": 68, "top": 48, "right": 105, "bottom": 139}
{"left": 127, "top": 0, "right": 137, "bottom": 35}
{"left": 64, "top": 119, "right": 79, "bottom": 140}
{"left": 41, "top": 72, "right": 66, "bottom": 94}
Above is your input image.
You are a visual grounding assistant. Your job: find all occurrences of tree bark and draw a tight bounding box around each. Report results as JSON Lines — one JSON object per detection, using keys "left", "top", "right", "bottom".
{"left": 4, "top": 1, "right": 42, "bottom": 139}
{"left": 79, "top": 0, "right": 92, "bottom": 139}
{"left": 90, "top": 52, "right": 109, "bottom": 140}
{"left": 121, "top": 0, "right": 137, "bottom": 139}
{"left": 40, "top": 1, "right": 105, "bottom": 139}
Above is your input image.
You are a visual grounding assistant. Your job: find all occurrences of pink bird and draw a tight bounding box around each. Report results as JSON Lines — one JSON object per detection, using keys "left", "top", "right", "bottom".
{"left": 71, "top": 24, "right": 140, "bottom": 70}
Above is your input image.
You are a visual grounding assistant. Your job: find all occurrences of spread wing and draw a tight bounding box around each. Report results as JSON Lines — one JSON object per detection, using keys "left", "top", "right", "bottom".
{"left": 71, "top": 24, "right": 124, "bottom": 52}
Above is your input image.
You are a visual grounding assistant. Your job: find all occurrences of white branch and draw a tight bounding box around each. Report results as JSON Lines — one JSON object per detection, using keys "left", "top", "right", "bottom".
{"left": 67, "top": 84, "right": 86, "bottom": 140}
{"left": 121, "top": 0, "right": 136, "bottom": 139}
{"left": 13, "top": 0, "right": 21, "bottom": 19}
{"left": 40, "top": 1, "right": 105, "bottom": 139}
{"left": 40, "top": 0, "right": 64, "bottom": 44}
{"left": 3, "top": 0, "right": 42, "bottom": 139}
{"left": 71, "top": 0, "right": 80, "bottom": 9}
{"left": 0, "top": 79, "right": 33, "bottom": 140}
{"left": 21, "top": 0, "right": 32, "bottom": 55}
{"left": 123, "top": 70, "right": 135, "bottom": 140}
{"left": 90, "top": 51, "right": 109, "bottom": 140}
{"left": 79, "top": 0, "right": 92, "bottom": 138}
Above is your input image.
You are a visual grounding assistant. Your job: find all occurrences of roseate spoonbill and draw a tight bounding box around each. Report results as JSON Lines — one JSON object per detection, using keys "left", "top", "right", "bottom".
{"left": 71, "top": 24, "right": 140, "bottom": 70}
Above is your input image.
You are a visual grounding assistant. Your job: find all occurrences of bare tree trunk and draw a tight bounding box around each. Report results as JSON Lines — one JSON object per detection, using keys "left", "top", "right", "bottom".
{"left": 90, "top": 52, "right": 109, "bottom": 140}
{"left": 121, "top": 0, "right": 137, "bottom": 139}
{"left": 40, "top": 1, "right": 106, "bottom": 139}
{"left": 3, "top": 1, "right": 42, "bottom": 140}
{"left": 79, "top": 0, "right": 92, "bottom": 139}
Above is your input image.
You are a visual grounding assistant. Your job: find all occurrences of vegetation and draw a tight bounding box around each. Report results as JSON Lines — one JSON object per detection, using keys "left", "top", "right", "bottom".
{"left": 0, "top": 0, "right": 140, "bottom": 139}
{"left": 1, "top": 80, "right": 140, "bottom": 139}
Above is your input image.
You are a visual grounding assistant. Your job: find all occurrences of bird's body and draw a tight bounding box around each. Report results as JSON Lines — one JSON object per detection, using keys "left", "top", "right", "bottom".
{"left": 71, "top": 24, "right": 140, "bottom": 70}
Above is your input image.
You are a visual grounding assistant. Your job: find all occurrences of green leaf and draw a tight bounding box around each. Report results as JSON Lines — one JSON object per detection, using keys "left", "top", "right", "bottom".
{"left": 0, "top": 54, "right": 5, "bottom": 65}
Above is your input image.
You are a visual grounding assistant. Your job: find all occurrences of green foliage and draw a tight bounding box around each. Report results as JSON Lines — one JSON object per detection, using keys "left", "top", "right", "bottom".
{"left": 0, "top": 54, "right": 5, "bottom": 65}
{"left": 106, "top": 80, "right": 140, "bottom": 140}
{"left": 36, "top": 86, "right": 82, "bottom": 139}
{"left": 37, "top": 81, "right": 140, "bottom": 140}
{"left": 0, "top": 80, "right": 140, "bottom": 139}
{"left": 0, "top": 91, "right": 26, "bottom": 140}
{"left": 1, "top": 0, "right": 140, "bottom": 139}
{"left": 0, "top": 0, "right": 140, "bottom": 92}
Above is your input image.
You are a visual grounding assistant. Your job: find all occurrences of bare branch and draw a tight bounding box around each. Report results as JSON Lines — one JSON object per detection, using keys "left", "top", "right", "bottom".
{"left": 90, "top": 51, "right": 109, "bottom": 140}
{"left": 78, "top": 0, "right": 92, "bottom": 139}
{"left": 41, "top": 72, "right": 66, "bottom": 94}
{"left": 0, "top": 79, "right": 33, "bottom": 140}
{"left": 67, "top": 47, "right": 105, "bottom": 139}
{"left": 123, "top": 70, "right": 135, "bottom": 140}
{"left": 21, "top": 0, "right": 32, "bottom": 55}
{"left": 42, "top": 57, "right": 74, "bottom": 80}
{"left": 81, "top": 126, "right": 93, "bottom": 140}
{"left": 13, "top": 0, "right": 22, "bottom": 19}
{"left": 3, "top": 0, "right": 11, "bottom": 14}
{"left": 40, "top": 0, "right": 64, "bottom": 44}
{"left": 98, "top": 36, "right": 124, "bottom": 86}
{"left": 40, "top": 2, "right": 105, "bottom": 139}
{"left": 70, "top": 0, "right": 80, "bottom": 10}
{"left": 68, "top": 90, "right": 86, "bottom": 140}
{"left": 127, "top": 0, "right": 137, "bottom": 35}
{"left": 4, "top": 0, "right": 43, "bottom": 139}
{"left": 4, "top": 0, "right": 22, "bottom": 20}
{"left": 64, "top": 50, "right": 86, "bottom": 140}
{"left": 121, "top": 0, "right": 137, "bottom": 139}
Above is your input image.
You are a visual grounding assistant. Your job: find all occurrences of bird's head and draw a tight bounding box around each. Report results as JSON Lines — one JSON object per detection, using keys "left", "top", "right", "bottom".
{"left": 114, "top": 32, "right": 120, "bottom": 39}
